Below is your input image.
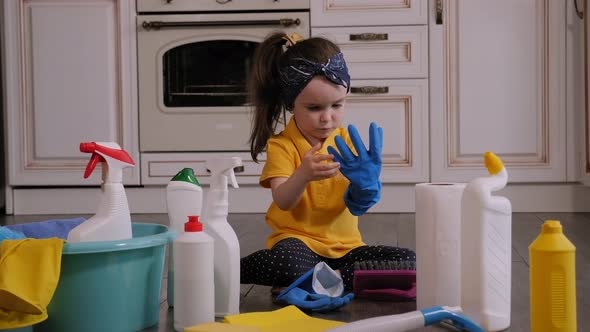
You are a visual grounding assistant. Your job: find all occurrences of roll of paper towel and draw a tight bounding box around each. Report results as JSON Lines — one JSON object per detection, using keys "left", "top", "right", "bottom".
{"left": 415, "top": 183, "right": 466, "bottom": 309}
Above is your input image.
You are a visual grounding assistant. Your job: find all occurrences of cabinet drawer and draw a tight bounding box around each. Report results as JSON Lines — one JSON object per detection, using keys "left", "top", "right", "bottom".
{"left": 141, "top": 152, "right": 265, "bottom": 185}
{"left": 137, "top": 0, "right": 309, "bottom": 12}
{"left": 311, "top": 0, "right": 426, "bottom": 27}
{"left": 346, "top": 79, "right": 429, "bottom": 182}
{"left": 313, "top": 26, "right": 428, "bottom": 79}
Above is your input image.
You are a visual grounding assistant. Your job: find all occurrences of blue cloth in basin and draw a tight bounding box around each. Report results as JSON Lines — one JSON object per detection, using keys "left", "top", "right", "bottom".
{"left": 5, "top": 217, "right": 85, "bottom": 239}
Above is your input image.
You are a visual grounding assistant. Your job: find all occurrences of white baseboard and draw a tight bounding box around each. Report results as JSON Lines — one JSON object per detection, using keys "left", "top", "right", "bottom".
{"left": 8, "top": 183, "right": 590, "bottom": 215}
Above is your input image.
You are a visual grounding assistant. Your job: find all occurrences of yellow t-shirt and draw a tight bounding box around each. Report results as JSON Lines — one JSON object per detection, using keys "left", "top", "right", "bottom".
{"left": 260, "top": 118, "right": 365, "bottom": 258}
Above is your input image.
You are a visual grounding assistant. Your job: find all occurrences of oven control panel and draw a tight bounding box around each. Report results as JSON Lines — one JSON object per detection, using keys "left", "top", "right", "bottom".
{"left": 137, "top": 0, "right": 310, "bottom": 13}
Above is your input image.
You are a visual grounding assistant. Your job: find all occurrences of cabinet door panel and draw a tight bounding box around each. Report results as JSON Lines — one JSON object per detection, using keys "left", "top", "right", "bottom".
{"left": 313, "top": 26, "right": 428, "bottom": 79}
{"left": 30, "top": 4, "right": 117, "bottom": 157}
{"left": 311, "top": 0, "right": 427, "bottom": 26}
{"left": 141, "top": 152, "right": 264, "bottom": 185}
{"left": 430, "top": 0, "right": 566, "bottom": 182}
{"left": 585, "top": 0, "right": 590, "bottom": 183}
{"left": 3, "top": 0, "right": 139, "bottom": 185}
{"left": 346, "top": 79, "right": 429, "bottom": 183}
{"left": 137, "top": 0, "right": 309, "bottom": 12}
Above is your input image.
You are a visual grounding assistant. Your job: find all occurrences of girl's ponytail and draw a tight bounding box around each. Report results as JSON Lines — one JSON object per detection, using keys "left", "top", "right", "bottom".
{"left": 248, "top": 32, "right": 288, "bottom": 162}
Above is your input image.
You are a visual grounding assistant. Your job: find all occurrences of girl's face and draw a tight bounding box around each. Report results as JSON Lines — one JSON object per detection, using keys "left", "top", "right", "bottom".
{"left": 292, "top": 76, "right": 347, "bottom": 147}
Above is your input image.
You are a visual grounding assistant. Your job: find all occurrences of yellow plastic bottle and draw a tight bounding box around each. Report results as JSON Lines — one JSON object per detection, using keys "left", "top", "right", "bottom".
{"left": 529, "top": 220, "right": 576, "bottom": 332}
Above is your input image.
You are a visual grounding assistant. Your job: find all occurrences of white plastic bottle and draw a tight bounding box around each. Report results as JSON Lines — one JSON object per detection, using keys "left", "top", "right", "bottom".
{"left": 460, "top": 151, "right": 512, "bottom": 331}
{"left": 173, "top": 215, "right": 215, "bottom": 331}
{"left": 68, "top": 142, "right": 135, "bottom": 242}
{"left": 167, "top": 168, "right": 203, "bottom": 234}
{"left": 166, "top": 168, "right": 203, "bottom": 307}
{"left": 202, "top": 156, "right": 242, "bottom": 317}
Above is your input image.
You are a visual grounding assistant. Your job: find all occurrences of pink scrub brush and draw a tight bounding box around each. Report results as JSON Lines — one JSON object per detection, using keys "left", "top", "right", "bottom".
{"left": 353, "top": 260, "right": 416, "bottom": 301}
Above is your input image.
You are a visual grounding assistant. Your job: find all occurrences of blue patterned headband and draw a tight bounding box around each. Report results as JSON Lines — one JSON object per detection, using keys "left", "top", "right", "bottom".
{"left": 279, "top": 52, "right": 351, "bottom": 109}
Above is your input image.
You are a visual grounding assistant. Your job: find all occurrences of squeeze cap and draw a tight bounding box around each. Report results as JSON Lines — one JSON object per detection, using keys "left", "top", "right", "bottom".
{"left": 185, "top": 216, "right": 203, "bottom": 232}
{"left": 541, "top": 220, "right": 563, "bottom": 234}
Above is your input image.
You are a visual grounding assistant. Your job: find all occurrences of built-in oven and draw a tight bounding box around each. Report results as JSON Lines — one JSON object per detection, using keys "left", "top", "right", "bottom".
{"left": 137, "top": 0, "right": 310, "bottom": 153}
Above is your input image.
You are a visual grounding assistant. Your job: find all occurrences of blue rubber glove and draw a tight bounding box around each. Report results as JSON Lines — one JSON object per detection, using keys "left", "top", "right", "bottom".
{"left": 328, "top": 122, "right": 383, "bottom": 216}
{"left": 343, "top": 182, "right": 382, "bottom": 216}
{"left": 275, "top": 264, "right": 354, "bottom": 312}
{"left": 276, "top": 287, "right": 354, "bottom": 312}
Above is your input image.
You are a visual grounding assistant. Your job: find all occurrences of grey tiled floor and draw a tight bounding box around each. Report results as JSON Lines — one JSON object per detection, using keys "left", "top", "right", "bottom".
{"left": 2, "top": 212, "right": 589, "bottom": 331}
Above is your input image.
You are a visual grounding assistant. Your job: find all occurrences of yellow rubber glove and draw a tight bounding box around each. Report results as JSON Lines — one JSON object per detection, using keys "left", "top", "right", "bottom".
{"left": 0, "top": 238, "right": 64, "bottom": 329}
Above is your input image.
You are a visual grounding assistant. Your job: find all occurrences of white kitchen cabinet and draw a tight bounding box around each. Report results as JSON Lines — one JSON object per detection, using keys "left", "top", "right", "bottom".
{"left": 583, "top": 0, "right": 590, "bottom": 185}
{"left": 1, "top": 0, "right": 139, "bottom": 186}
{"left": 140, "top": 152, "right": 264, "bottom": 186}
{"left": 314, "top": 26, "right": 428, "bottom": 79}
{"left": 313, "top": 0, "right": 430, "bottom": 183}
{"left": 563, "top": 0, "right": 589, "bottom": 186}
{"left": 345, "top": 79, "right": 429, "bottom": 182}
{"left": 311, "top": 0, "right": 427, "bottom": 26}
{"left": 429, "top": 0, "right": 567, "bottom": 182}
{"left": 138, "top": 0, "right": 309, "bottom": 12}
{"left": 3, "top": 0, "right": 588, "bottom": 215}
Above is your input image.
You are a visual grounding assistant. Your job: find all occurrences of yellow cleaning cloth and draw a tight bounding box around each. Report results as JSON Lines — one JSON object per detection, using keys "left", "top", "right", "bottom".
{"left": 0, "top": 238, "right": 64, "bottom": 329}
{"left": 223, "top": 305, "right": 345, "bottom": 332}
{"left": 185, "top": 322, "right": 261, "bottom": 332}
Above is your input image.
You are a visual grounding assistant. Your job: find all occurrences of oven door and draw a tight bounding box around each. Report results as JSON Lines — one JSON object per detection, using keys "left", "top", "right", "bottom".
{"left": 137, "top": 12, "right": 309, "bottom": 152}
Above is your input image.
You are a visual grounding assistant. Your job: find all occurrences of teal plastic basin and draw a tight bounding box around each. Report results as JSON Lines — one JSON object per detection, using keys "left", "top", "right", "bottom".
{"left": 34, "top": 223, "right": 175, "bottom": 332}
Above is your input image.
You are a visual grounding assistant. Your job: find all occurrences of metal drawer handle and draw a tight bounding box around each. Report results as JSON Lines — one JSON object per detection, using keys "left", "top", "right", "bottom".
{"left": 142, "top": 18, "right": 300, "bottom": 30}
{"left": 206, "top": 166, "right": 245, "bottom": 173}
{"left": 349, "top": 33, "right": 388, "bottom": 41}
{"left": 350, "top": 86, "right": 389, "bottom": 94}
{"left": 574, "top": 0, "right": 584, "bottom": 19}
{"left": 436, "top": 0, "right": 443, "bottom": 24}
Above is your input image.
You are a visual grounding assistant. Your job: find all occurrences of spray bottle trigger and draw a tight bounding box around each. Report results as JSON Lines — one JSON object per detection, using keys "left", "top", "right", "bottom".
{"left": 228, "top": 169, "right": 239, "bottom": 189}
{"left": 84, "top": 153, "right": 104, "bottom": 179}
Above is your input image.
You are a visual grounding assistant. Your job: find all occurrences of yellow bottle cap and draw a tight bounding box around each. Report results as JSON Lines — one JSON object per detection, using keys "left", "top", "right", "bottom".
{"left": 541, "top": 219, "right": 563, "bottom": 234}
{"left": 484, "top": 151, "right": 503, "bottom": 175}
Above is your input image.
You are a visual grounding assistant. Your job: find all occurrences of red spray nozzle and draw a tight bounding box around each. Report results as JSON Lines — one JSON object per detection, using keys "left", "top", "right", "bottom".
{"left": 80, "top": 142, "right": 97, "bottom": 153}
{"left": 79, "top": 142, "right": 135, "bottom": 179}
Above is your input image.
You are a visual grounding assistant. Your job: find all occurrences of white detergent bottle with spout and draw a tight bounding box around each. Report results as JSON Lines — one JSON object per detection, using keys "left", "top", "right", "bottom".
{"left": 460, "top": 151, "right": 512, "bottom": 331}
{"left": 68, "top": 142, "right": 135, "bottom": 242}
{"left": 173, "top": 215, "right": 215, "bottom": 331}
{"left": 167, "top": 168, "right": 203, "bottom": 234}
{"left": 166, "top": 168, "right": 203, "bottom": 307}
{"left": 202, "top": 156, "right": 242, "bottom": 317}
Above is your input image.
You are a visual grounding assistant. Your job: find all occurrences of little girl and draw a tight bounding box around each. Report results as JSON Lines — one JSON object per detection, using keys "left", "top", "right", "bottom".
{"left": 240, "top": 31, "right": 416, "bottom": 291}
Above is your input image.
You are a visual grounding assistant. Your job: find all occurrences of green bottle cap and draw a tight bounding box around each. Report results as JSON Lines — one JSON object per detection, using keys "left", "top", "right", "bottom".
{"left": 171, "top": 168, "right": 200, "bottom": 186}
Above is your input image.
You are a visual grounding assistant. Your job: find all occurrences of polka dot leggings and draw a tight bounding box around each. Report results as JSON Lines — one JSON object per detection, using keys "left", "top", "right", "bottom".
{"left": 240, "top": 238, "right": 416, "bottom": 290}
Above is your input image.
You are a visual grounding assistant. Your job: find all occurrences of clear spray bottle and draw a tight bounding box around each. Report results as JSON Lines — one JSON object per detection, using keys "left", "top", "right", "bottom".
{"left": 202, "top": 156, "right": 242, "bottom": 317}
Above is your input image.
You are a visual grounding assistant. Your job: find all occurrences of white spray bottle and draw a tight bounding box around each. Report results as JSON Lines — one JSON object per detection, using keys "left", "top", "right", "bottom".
{"left": 202, "top": 156, "right": 242, "bottom": 317}
{"left": 460, "top": 151, "right": 512, "bottom": 331}
{"left": 68, "top": 142, "right": 135, "bottom": 242}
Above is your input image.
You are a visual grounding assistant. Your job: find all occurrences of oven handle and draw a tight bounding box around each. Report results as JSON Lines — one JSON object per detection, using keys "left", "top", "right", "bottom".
{"left": 142, "top": 18, "right": 301, "bottom": 30}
